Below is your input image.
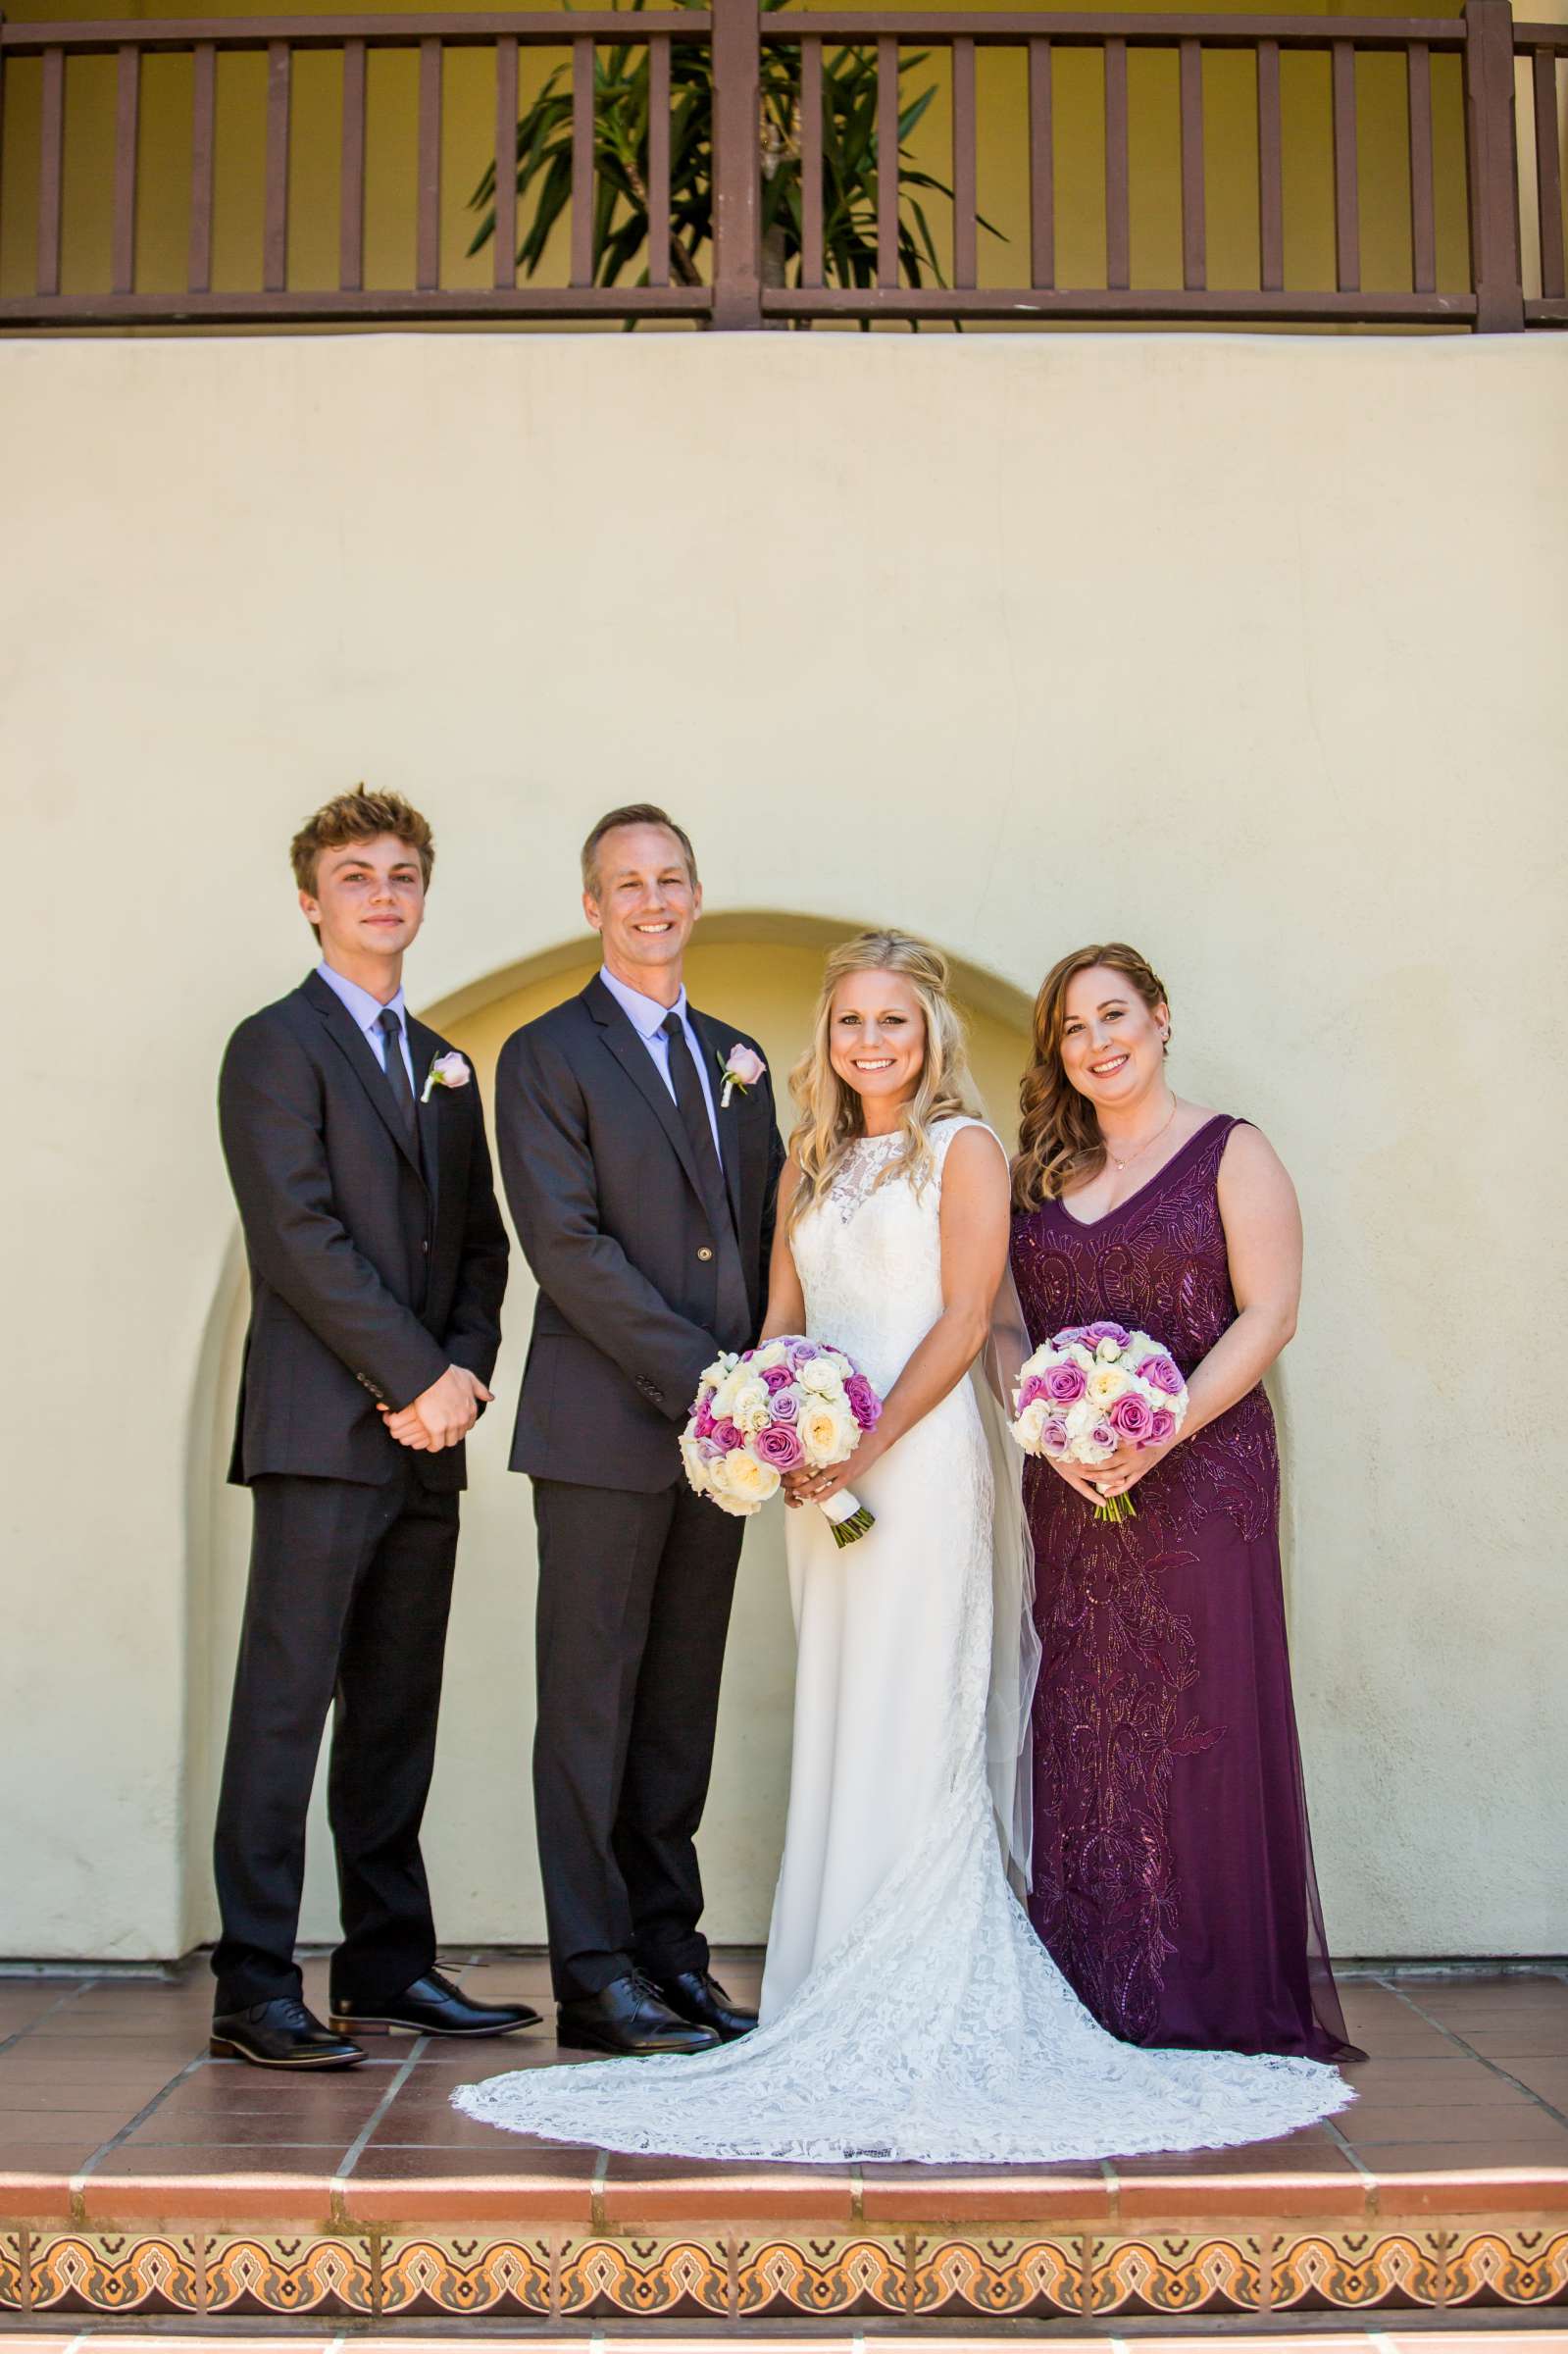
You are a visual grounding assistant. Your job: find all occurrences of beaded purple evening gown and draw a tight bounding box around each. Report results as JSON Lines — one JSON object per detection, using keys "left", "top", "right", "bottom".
{"left": 1010, "top": 1114, "right": 1357, "bottom": 2062}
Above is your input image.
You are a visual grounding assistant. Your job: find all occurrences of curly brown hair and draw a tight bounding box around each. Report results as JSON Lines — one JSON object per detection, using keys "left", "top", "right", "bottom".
{"left": 290, "top": 788, "right": 435, "bottom": 924}
{"left": 1011, "top": 943, "right": 1170, "bottom": 1210}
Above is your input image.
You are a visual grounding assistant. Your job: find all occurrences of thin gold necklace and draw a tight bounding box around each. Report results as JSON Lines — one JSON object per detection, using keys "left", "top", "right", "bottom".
{"left": 1104, "top": 1095, "right": 1179, "bottom": 1175}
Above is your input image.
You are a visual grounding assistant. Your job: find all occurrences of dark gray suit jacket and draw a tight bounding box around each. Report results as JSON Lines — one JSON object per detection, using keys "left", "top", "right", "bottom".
{"left": 498, "top": 976, "right": 785, "bottom": 1491}
{"left": 219, "top": 969, "right": 509, "bottom": 1491}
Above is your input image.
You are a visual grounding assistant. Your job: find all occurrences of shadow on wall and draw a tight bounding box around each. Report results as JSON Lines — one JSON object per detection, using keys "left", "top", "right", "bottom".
{"left": 179, "top": 911, "right": 1035, "bottom": 1957}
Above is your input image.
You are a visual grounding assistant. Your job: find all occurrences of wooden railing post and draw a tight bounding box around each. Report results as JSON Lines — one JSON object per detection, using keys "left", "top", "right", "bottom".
{"left": 711, "top": 0, "right": 761, "bottom": 328}
{"left": 1463, "top": 0, "right": 1525, "bottom": 330}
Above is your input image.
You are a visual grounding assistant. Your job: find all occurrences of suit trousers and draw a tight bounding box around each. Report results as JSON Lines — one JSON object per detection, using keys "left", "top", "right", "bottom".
{"left": 532, "top": 1476, "right": 745, "bottom": 2002}
{"left": 211, "top": 1462, "right": 459, "bottom": 2014}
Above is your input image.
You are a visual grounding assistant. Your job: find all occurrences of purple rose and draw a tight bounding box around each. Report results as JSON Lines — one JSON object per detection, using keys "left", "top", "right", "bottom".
{"left": 694, "top": 1400, "right": 716, "bottom": 1438}
{"left": 1145, "top": 1406, "right": 1177, "bottom": 1446}
{"left": 1085, "top": 1320, "right": 1132, "bottom": 1351}
{"left": 844, "top": 1373, "right": 882, "bottom": 1431}
{"left": 1138, "top": 1354, "right": 1184, "bottom": 1397}
{"left": 1090, "top": 1421, "right": 1117, "bottom": 1452}
{"left": 1018, "top": 1374, "right": 1050, "bottom": 1410}
{"left": 1108, "top": 1391, "right": 1153, "bottom": 1442}
{"left": 754, "top": 1422, "right": 805, "bottom": 1471}
{"left": 697, "top": 1436, "right": 727, "bottom": 1462}
{"left": 762, "top": 1364, "right": 794, "bottom": 1395}
{"left": 1053, "top": 1324, "right": 1089, "bottom": 1346}
{"left": 1044, "top": 1362, "right": 1087, "bottom": 1405}
{"left": 788, "top": 1340, "right": 821, "bottom": 1366}
{"left": 767, "top": 1386, "right": 801, "bottom": 1424}
{"left": 711, "top": 1417, "right": 743, "bottom": 1453}
{"left": 1041, "top": 1416, "right": 1070, "bottom": 1456}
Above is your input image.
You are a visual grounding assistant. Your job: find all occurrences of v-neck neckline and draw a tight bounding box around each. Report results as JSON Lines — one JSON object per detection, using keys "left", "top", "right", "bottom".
{"left": 1055, "top": 1113, "right": 1231, "bottom": 1231}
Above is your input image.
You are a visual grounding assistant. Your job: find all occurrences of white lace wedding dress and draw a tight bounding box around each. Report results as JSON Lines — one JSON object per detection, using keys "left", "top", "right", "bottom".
{"left": 454, "top": 1118, "right": 1353, "bottom": 2163}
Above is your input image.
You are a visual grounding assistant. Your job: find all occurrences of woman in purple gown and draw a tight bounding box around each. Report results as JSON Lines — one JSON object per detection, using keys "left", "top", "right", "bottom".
{"left": 1008, "top": 943, "right": 1356, "bottom": 2063}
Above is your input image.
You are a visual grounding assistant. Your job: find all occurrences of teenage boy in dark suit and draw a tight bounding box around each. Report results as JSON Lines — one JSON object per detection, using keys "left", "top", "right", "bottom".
{"left": 212, "top": 788, "right": 532, "bottom": 2069}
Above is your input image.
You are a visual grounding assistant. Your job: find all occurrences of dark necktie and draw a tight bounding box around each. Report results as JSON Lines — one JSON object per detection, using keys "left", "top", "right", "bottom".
{"left": 661, "top": 1010, "right": 729, "bottom": 1222}
{"left": 378, "top": 1006, "right": 419, "bottom": 1147}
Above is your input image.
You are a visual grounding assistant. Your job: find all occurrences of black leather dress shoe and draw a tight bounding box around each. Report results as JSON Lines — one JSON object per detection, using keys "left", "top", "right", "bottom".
{"left": 210, "top": 1998, "right": 366, "bottom": 2070}
{"left": 648, "top": 1968, "right": 759, "bottom": 2042}
{"left": 329, "top": 1968, "right": 541, "bottom": 2038}
{"left": 557, "top": 1970, "right": 720, "bottom": 2057}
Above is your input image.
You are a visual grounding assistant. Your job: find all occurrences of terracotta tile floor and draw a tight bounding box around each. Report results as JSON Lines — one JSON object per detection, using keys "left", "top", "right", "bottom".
{"left": 1, "top": 1955, "right": 1566, "bottom": 2227}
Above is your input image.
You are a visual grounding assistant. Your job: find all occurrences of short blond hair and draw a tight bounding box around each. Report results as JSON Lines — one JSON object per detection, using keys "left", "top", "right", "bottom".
{"left": 291, "top": 789, "right": 435, "bottom": 927}
{"left": 581, "top": 803, "right": 699, "bottom": 900}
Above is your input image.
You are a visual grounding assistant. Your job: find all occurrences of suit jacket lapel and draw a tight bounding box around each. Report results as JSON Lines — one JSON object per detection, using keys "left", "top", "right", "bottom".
{"left": 584, "top": 975, "right": 709, "bottom": 1209}
{"left": 689, "top": 1007, "right": 744, "bottom": 1235}
{"left": 302, "top": 969, "right": 428, "bottom": 1192}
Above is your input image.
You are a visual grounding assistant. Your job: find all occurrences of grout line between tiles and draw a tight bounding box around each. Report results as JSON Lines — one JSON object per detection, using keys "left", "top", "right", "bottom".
{"left": 67, "top": 2050, "right": 209, "bottom": 2213}
{"left": 1387, "top": 1977, "right": 1568, "bottom": 2130}
{"left": 1325, "top": 2114, "right": 1379, "bottom": 2216}
{"left": 331, "top": 2034, "right": 431, "bottom": 2210}
{"left": 0, "top": 1979, "right": 97, "bottom": 2061}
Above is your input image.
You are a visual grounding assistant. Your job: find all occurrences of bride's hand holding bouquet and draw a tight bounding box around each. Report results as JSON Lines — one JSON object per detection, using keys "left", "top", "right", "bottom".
{"left": 682, "top": 1336, "right": 884, "bottom": 1547}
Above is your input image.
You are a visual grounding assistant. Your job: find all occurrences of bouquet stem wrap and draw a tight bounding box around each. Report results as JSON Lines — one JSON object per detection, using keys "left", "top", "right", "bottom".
{"left": 821, "top": 1490, "right": 876, "bottom": 1548}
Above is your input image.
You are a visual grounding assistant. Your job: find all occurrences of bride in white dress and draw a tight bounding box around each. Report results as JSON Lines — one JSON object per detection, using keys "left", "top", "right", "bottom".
{"left": 455, "top": 932, "right": 1352, "bottom": 2164}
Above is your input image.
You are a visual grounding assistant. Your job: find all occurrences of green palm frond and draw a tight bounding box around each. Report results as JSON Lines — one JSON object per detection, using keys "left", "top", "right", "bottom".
{"left": 466, "top": 0, "right": 1005, "bottom": 322}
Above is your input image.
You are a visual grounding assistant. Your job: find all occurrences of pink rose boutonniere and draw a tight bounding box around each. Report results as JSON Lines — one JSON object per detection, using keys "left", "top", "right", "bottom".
{"left": 719, "top": 1043, "right": 766, "bottom": 1109}
{"left": 421, "top": 1050, "right": 471, "bottom": 1104}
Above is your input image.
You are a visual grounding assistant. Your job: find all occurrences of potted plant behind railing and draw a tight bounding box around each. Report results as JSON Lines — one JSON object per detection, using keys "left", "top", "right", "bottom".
{"left": 466, "top": 0, "right": 1001, "bottom": 316}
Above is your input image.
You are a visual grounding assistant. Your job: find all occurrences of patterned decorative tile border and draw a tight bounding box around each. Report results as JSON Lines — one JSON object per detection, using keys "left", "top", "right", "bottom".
{"left": 0, "top": 2221, "right": 1563, "bottom": 2321}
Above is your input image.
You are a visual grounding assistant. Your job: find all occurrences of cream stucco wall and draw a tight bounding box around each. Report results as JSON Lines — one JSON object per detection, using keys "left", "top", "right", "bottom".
{"left": 2, "top": 328, "right": 1565, "bottom": 1967}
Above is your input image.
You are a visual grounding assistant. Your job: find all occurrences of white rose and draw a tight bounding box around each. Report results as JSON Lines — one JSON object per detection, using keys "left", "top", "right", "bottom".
{"left": 718, "top": 1449, "right": 781, "bottom": 1506}
{"left": 729, "top": 1380, "right": 771, "bottom": 1435}
{"left": 1013, "top": 1398, "right": 1050, "bottom": 1452}
{"left": 799, "top": 1401, "right": 856, "bottom": 1466}
{"left": 1064, "top": 1397, "right": 1099, "bottom": 1443}
{"left": 798, "top": 1358, "right": 839, "bottom": 1398}
{"left": 1067, "top": 1343, "right": 1097, "bottom": 1371}
{"left": 697, "top": 1353, "right": 734, "bottom": 1394}
{"left": 1079, "top": 1426, "right": 1118, "bottom": 1465}
{"left": 1087, "top": 1364, "right": 1131, "bottom": 1408}
{"left": 704, "top": 1453, "right": 759, "bottom": 1513}
{"left": 710, "top": 1363, "right": 749, "bottom": 1417}
{"left": 749, "top": 1341, "right": 789, "bottom": 1374}
{"left": 680, "top": 1435, "right": 715, "bottom": 1496}
{"left": 1096, "top": 1334, "right": 1122, "bottom": 1363}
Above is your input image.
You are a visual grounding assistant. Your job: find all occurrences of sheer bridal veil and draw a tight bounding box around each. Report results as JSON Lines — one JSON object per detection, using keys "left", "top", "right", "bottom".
{"left": 976, "top": 1265, "right": 1040, "bottom": 1899}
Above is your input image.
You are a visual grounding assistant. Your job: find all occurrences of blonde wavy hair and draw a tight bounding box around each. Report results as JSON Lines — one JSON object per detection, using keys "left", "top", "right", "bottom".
{"left": 1012, "top": 942, "right": 1171, "bottom": 1210}
{"left": 788, "top": 931, "right": 983, "bottom": 1230}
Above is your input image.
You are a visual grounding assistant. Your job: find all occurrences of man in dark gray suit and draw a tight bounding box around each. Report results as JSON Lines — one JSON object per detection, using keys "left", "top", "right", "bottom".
{"left": 498, "top": 805, "right": 785, "bottom": 2055}
{"left": 213, "top": 789, "right": 534, "bottom": 2069}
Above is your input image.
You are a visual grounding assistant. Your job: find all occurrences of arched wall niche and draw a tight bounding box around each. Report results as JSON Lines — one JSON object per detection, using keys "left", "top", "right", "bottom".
{"left": 185, "top": 912, "right": 1033, "bottom": 1950}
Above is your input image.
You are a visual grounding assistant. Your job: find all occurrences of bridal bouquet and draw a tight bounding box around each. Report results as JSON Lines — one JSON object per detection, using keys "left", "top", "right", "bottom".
{"left": 1009, "top": 1321, "right": 1189, "bottom": 1524}
{"left": 683, "top": 1338, "right": 882, "bottom": 1549}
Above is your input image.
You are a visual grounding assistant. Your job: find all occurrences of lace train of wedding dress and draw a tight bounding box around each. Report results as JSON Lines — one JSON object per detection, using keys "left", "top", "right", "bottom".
{"left": 454, "top": 1119, "right": 1353, "bottom": 2164}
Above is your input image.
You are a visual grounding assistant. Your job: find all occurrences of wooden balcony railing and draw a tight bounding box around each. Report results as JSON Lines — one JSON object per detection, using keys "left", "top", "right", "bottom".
{"left": 0, "top": 0, "right": 1561, "bottom": 330}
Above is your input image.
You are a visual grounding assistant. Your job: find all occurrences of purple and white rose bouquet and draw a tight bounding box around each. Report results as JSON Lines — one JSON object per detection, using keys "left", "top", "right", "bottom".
{"left": 1009, "top": 1320, "right": 1189, "bottom": 1523}
{"left": 682, "top": 1336, "right": 882, "bottom": 1549}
